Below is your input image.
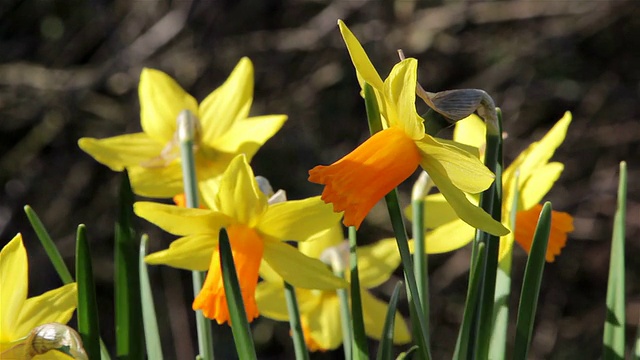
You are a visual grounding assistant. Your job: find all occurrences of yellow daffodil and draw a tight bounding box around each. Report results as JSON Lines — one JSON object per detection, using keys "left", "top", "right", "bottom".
{"left": 79, "top": 58, "right": 287, "bottom": 198}
{"left": 135, "top": 154, "right": 346, "bottom": 325}
{"left": 309, "top": 20, "right": 508, "bottom": 238}
{"left": 255, "top": 224, "right": 410, "bottom": 351}
{"left": 411, "top": 112, "right": 574, "bottom": 262}
{"left": 1, "top": 234, "right": 82, "bottom": 360}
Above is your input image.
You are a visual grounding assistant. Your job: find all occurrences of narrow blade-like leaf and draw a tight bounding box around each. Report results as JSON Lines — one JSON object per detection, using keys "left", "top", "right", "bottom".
{"left": 76, "top": 224, "right": 101, "bottom": 360}
{"left": 218, "top": 227, "right": 257, "bottom": 360}
{"left": 377, "top": 281, "right": 404, "bottom": 360}
{"left": 115, "top": 171, "right": 142, "bottom": 359}
{"left": 513, "top": 202, "right": 552, "bottom": 360}
{"left": 603, "top": 161, "right": 627, "bottom": 360}
{"left": 349, "top": 226, "right": 369, "bottom": 360}
{"left": 140, "top": 234, "right": 163, "bottom": 360}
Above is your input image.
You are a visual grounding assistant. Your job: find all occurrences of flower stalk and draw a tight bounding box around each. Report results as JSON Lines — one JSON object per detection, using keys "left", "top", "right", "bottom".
{"left": 178, "top": 109, "right": 214, "bottom": 360}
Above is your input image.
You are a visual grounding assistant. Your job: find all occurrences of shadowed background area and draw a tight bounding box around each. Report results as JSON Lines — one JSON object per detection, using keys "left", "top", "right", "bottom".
{"left": 1, "top": 1, "right": 638, "bottom": 359}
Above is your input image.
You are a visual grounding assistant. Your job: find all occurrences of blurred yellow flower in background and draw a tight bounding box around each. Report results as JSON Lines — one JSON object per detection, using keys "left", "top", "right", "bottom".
{"left": 135, "top": 154, "right": 346, "bottom": 325}
{"left": 309, "top": 20, "right": 508, "bottom": 238}
{"left": 0, "top": 234, "right": 81, "bottom": 360}
{"left": 409, "top": 112, "right": 574, "bottom": 262}
{"left": 256, "top": 224, "right": 411, "bottom": 351}
{"left": 79, "top": 57, "right": 287, "bottom": 198}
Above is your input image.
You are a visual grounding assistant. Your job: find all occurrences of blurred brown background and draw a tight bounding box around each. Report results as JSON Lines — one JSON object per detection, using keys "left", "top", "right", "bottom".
{"left": 1, "top": 0, "right": 638, "bottom": 359}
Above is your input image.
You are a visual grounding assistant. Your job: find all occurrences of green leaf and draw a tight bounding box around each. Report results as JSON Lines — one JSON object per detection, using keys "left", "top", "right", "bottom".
{"left": 349, "top": 226, "right": 369, "bottom": 360}
{"left": 284, "top": 281, "right": 310, "bottom": 360}
{"left": 513, "top": 202, "right": 552, "bottom": 360}
{"left": 76, "top": 224, "right": 101, "bottom": 360}
{"left": 411, "top": 198, "right": 430, "bottom": 344}
{"left": 453, "top": 242, "right": 486, "bottom": 360}
{"left": 24, "top": 205, "right": 74, "bottom": 284}
{"left": 140, "top": 234, "right": 163, "bottom": 360}
{"left": 115, "top": 171, "right": 143, "bottom": 359}
{"left": 377, "top": 281, "right": 404, "bottom": 360}
{"left": 603, "top": 161, "right": 627, "bottom": 360}
{"left": 218, "top": 227, "right": 257, "bottom": 360}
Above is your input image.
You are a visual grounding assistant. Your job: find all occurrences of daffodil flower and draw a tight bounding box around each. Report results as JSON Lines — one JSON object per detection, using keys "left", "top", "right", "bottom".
{"left": 134, "top": 154, "right": 346, "bottom": 325}
{"left": 308, "top": 20, "right": 508, "bottom": 237}
{"left": 410, "top": 112, "right": 574, "bottom": 262}
{"left": 255, "top": 224, "right": 411, "bottom": 351}
{"left": 1, "top": 234, "right": 82, "bottom": 360}
{"left": 79, "top": 58, "right": 287, "bottom": 198}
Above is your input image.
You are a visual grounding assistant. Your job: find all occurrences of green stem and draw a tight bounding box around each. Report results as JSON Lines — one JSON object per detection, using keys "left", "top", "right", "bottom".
{"left": 473, "top": 108, "right": 503, "bottom": 359}
{"left": 284, "top": 282, "right": 310, "bottom": 360}
{"left": 349, "top": 226, "right": 369, "bottom": 360}
{"left": 412, "top": 199, "right": 429, "bottom": 328}
{"left": 336, "top": 270, "right": 353, "bottom": 360}
{"left": 178, "top": 110, "right": 214, "bottom": 360}
{"left": 363, "top": 82, "right": 431, "bottom": 359}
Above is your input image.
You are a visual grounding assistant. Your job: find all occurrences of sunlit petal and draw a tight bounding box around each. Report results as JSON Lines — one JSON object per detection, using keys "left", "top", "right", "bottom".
{"left": 421, "top": 152, "right": 509, "bottom": 236}
{"left": 127, "top": 163, "right": 184, "bottom": 198}
{"left": 360, "top": 290, "right": 411, "bottom": 344}
{"left": 258, "top": 197, "right": 342, "bottom": 242}
{"left": 0, "top": 234, "right": 28, "bottom": 342}
{"left": 409, "top": 219, "right": 475, "bottom": 254}
{"left": 383, "top": 59, "right": 424, "bottom": 140}
{"left": 298, "top": 223, "right": 344, "bottom": 259}
{"left": 416, "top": 135, "right": 495, "bottom": 194}
{"left": 13, "top": 284, "right": 77, "bottom": 341}
{"left": 263, "top": 241, "right": 346, "bottom": 290}
{"left": 357, "top": 238, "right": 401, "bottom": 288}
{"left": 139, "top": 68, "right": 199, "bottom": 142}
{"left": 514, "top": 205, "right": 574, "bottom": 262}
{"left": 215, "top": 155, "right": 267, "bottom": 227}
{"left": 208, "top": 115, "right": 287, "bottom": 160}
{"left": 453, "top": 114, "right": 486, "bottom": 148}
{"left": 199, "top": 58, "right": 254, "bottom": 143}
{"left": 145, "top": 234, "right": 215, "bottom": 271}
{"left": 78, "top": 133, "right": 163, "bottom": 171}
{"left": 134, "top": 202, "right": 229, "bottom": 236}
{"left": 337, "top": 20, "right": 384, "bottom": 91}
{"left": 518, "top": 162, "right": 564, "bottom": 211}
{"left": 304, "top": 294, "right": 342, "bottom": 351}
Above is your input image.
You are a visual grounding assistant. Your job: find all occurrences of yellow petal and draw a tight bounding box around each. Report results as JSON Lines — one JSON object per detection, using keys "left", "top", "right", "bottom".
{"left": 410, "top": 219, "right": 475, "bottom": 254}
{"left": 258, "top": 197, "right": 342, "bottom": 242}
{"left": 263, "top": 241, "right": 347, "bottom": 290}
{"left": 215, "top": 154, "right": 267, "bottom": 227}
{"left": 337, "top": 20, "right": 384, "bottom": 91}
{"left": 304, "top": 294, "right": 343, "bottom": 350}
{"left": 360, "top": 290, "right": 411, "bottom": 344}
{"left": 254, "top": 282, "right": 289, "bottom": 321}
{"left": 199, "top": 58, "right": 254, "bottom": 143}
{"left": 13, "top": 283, "right": 77, "bottom": 341}
{"left": 255, "top": 282, "right": 322, "bottom": 322}
{"left": 406, "top": 193, "right": 461, "bottom": 230}
{"left": 504, "top": 112, "right": 572, "bottom": 185}
{"left": 298, "top": 223, "right": 344, "bottom": 259}
{"left": 207, "top": 115, "right": 287, "bottom": 160}
{"left": 145, "top": 234, "right": 215, "bottom": 271}
{"left": 139, "top": 68, "right": 199, "bottom": 143}
{"left": 453, "top": 114, "right": 486, "bottom": 148}
{"left": 356, "top": 238, "right": 401, "bottom": 288}
{"left": 416, "top": 135, "right": 495, "bottom": 194}
{"left": 383, "top": 58, "right": 424, "bottom": 140}
{"left": 134, "top": 202, "right": 229, "bottom": 236}
{"left": 435, "top": 138, "right": 481, "bottom": 160}
{"left": 127, "top": 163, "right": 184, "bottom": 198}
{"left": 518, "top": 162, "right": 564, "bottom": 211}
{"left": 421, "top": 158, "right": 509, "bottom": 236}
{"left": 78, "top": 133, "right": 163, "bottom": 171}
{"left": 0, "top": 234, "right": 27, "bottom": 342}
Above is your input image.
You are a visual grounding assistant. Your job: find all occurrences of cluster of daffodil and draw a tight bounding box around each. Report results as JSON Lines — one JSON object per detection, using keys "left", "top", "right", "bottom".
{"left": 14, "top": 18, "right": 638, "bottom": 360}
